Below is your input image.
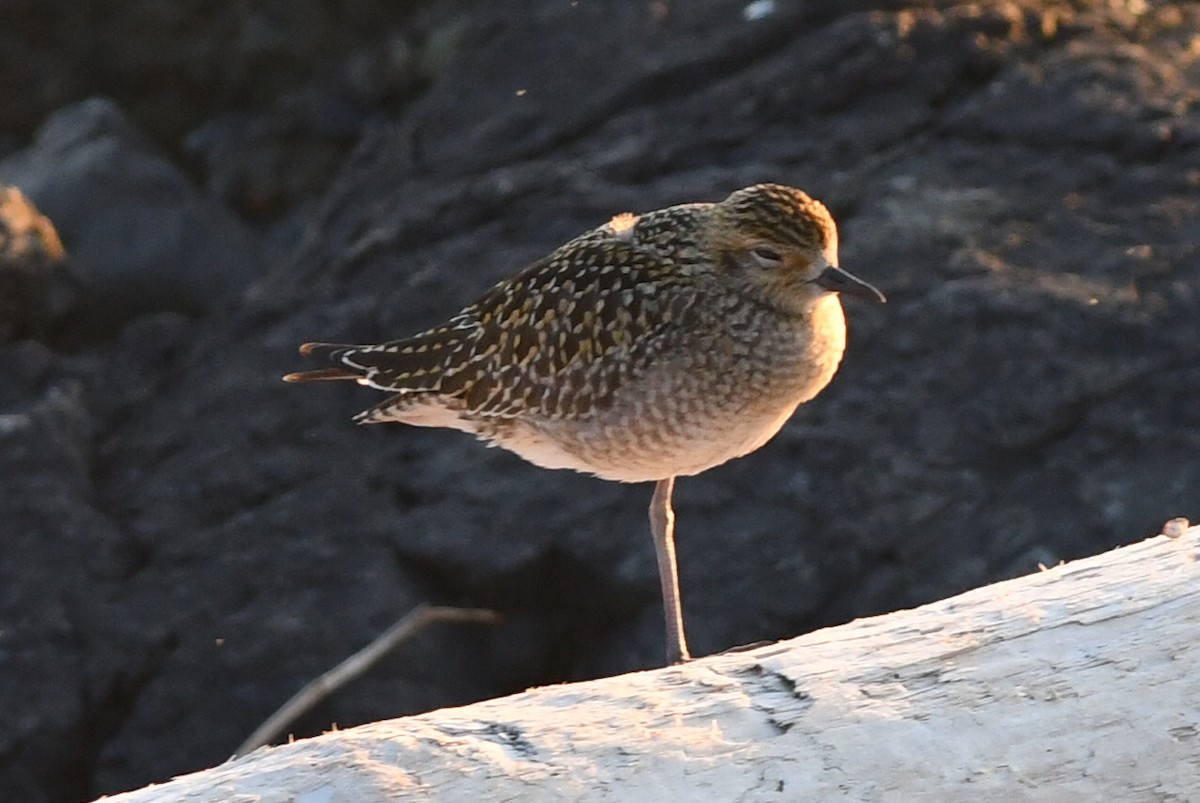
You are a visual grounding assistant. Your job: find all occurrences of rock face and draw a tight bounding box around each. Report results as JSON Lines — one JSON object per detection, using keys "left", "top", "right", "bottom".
{"left": 0, "top": 99, "right": 264, "bottom": 328}
{"left": 0, "top": 2, "right": 1197, "bottom": 801}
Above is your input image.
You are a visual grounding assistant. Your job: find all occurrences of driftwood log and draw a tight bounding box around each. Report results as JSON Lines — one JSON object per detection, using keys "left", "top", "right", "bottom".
{"left": 97, "top": 525, "right": 1200, "bottom": 802}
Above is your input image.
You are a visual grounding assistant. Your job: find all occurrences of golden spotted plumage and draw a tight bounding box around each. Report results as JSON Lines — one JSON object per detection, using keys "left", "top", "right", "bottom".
{"left": 286, "top": 183, "right": 884, "bottom": 664}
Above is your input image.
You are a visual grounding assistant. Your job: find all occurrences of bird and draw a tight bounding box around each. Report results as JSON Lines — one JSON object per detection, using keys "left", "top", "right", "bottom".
{"left": 284, "top": 183, "right": 884, "bottom": 665}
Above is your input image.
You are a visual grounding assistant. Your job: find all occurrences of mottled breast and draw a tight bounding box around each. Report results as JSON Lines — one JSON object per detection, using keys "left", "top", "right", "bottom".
{"left": 484, "top": 291, "right": 848, "bottom": 483}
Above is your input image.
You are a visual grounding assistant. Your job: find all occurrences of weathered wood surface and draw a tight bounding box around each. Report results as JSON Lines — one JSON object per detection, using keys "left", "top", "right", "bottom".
{"left": 98, "top": 526, "right": 1200, "bottom": 802}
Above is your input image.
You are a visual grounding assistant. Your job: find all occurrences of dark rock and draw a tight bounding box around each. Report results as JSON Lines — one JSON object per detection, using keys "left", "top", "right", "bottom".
{"left": 0, "top": 99, "right": 264, "bottom": 328}
{"left": 183, "top": 89, "right": 361, "bottom": 221}
{"left": 0, "top": 0, "right": 467, "bottom": 145}
{"left": 0, "top": 374, "right": 131, "bottom": 803}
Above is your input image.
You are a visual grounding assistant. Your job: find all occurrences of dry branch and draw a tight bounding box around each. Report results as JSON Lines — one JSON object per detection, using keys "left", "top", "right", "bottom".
{"left": 235, "top": 604, "right": 501, "bottom": 757}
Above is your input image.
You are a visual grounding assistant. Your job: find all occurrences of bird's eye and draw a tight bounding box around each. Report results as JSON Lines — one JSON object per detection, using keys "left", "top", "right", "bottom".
{"left": 752, "top": 246, "right": 783, "bottom": 266}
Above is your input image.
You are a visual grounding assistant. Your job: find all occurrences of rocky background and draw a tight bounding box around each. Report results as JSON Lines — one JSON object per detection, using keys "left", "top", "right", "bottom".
{"left": 1, "top": 1, "right": 1197, "bottom": 800}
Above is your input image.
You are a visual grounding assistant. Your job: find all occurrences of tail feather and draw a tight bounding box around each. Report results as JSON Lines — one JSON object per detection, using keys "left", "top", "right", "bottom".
{"left": 288, "top": 327, "right": 476, "bottom": 428}
{"left": 286, "top": 324, "right": 474, "bottom": 394}
{"left": 284, "top": 342, "right": 361, "bottom": 383}
{"left": 282, "top": 367, "right": 361, "bottom": 383}
{"left": 298, "top": 341, "right": 353, "bottom": 358}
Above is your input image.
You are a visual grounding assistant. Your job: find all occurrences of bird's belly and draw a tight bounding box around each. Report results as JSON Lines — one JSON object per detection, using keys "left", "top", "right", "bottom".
{"left": 586, "top": 402, "right": 803, "bottom": 482}
{"left": 446, "top": 295, "right": 850, "bottom": 483}
{"left": 532, "top": 384, "right": 814, "bottom": 482}
{"left": 481, "top": 408, "right": 805, "bottom": 483}
{"left": 498, "top": 312, "right": 847, "bottom": 482}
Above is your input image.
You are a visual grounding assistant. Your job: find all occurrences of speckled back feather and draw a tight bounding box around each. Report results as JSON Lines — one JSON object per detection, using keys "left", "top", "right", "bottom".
{"left": 324, "top": 207, "right": 710, "bottom": 423}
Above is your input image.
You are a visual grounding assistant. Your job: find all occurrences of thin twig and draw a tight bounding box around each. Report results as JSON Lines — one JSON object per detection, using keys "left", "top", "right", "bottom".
{"left": 235, "top": 603, "right": 502, "bottom": 757}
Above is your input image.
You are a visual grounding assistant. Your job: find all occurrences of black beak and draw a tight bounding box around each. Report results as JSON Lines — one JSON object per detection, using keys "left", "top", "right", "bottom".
{"left": 815, "top": 266, "right": 886, "bottom": 303}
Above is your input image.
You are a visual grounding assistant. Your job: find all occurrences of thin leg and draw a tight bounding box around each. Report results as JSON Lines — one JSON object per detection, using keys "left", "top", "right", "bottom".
{"left": 649, "top": 477, "right": 691, "bottom": 664}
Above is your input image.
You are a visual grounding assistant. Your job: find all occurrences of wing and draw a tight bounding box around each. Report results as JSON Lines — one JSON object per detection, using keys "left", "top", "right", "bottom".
{"left": 438, "top": 230, "right": 699, "bottom": 419}
{"left": 287, "top": 213, "right": 704, "bottom": 421}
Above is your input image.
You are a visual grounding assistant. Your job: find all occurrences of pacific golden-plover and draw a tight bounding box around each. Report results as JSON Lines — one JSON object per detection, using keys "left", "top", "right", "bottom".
{"left": 284, "top": 183, "right": 884, "bottom": 665}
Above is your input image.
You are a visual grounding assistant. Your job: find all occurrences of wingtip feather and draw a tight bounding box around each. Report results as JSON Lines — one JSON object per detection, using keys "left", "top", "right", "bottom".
{"left": 299, "top": 341, "right": 345, "bottom": 357}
